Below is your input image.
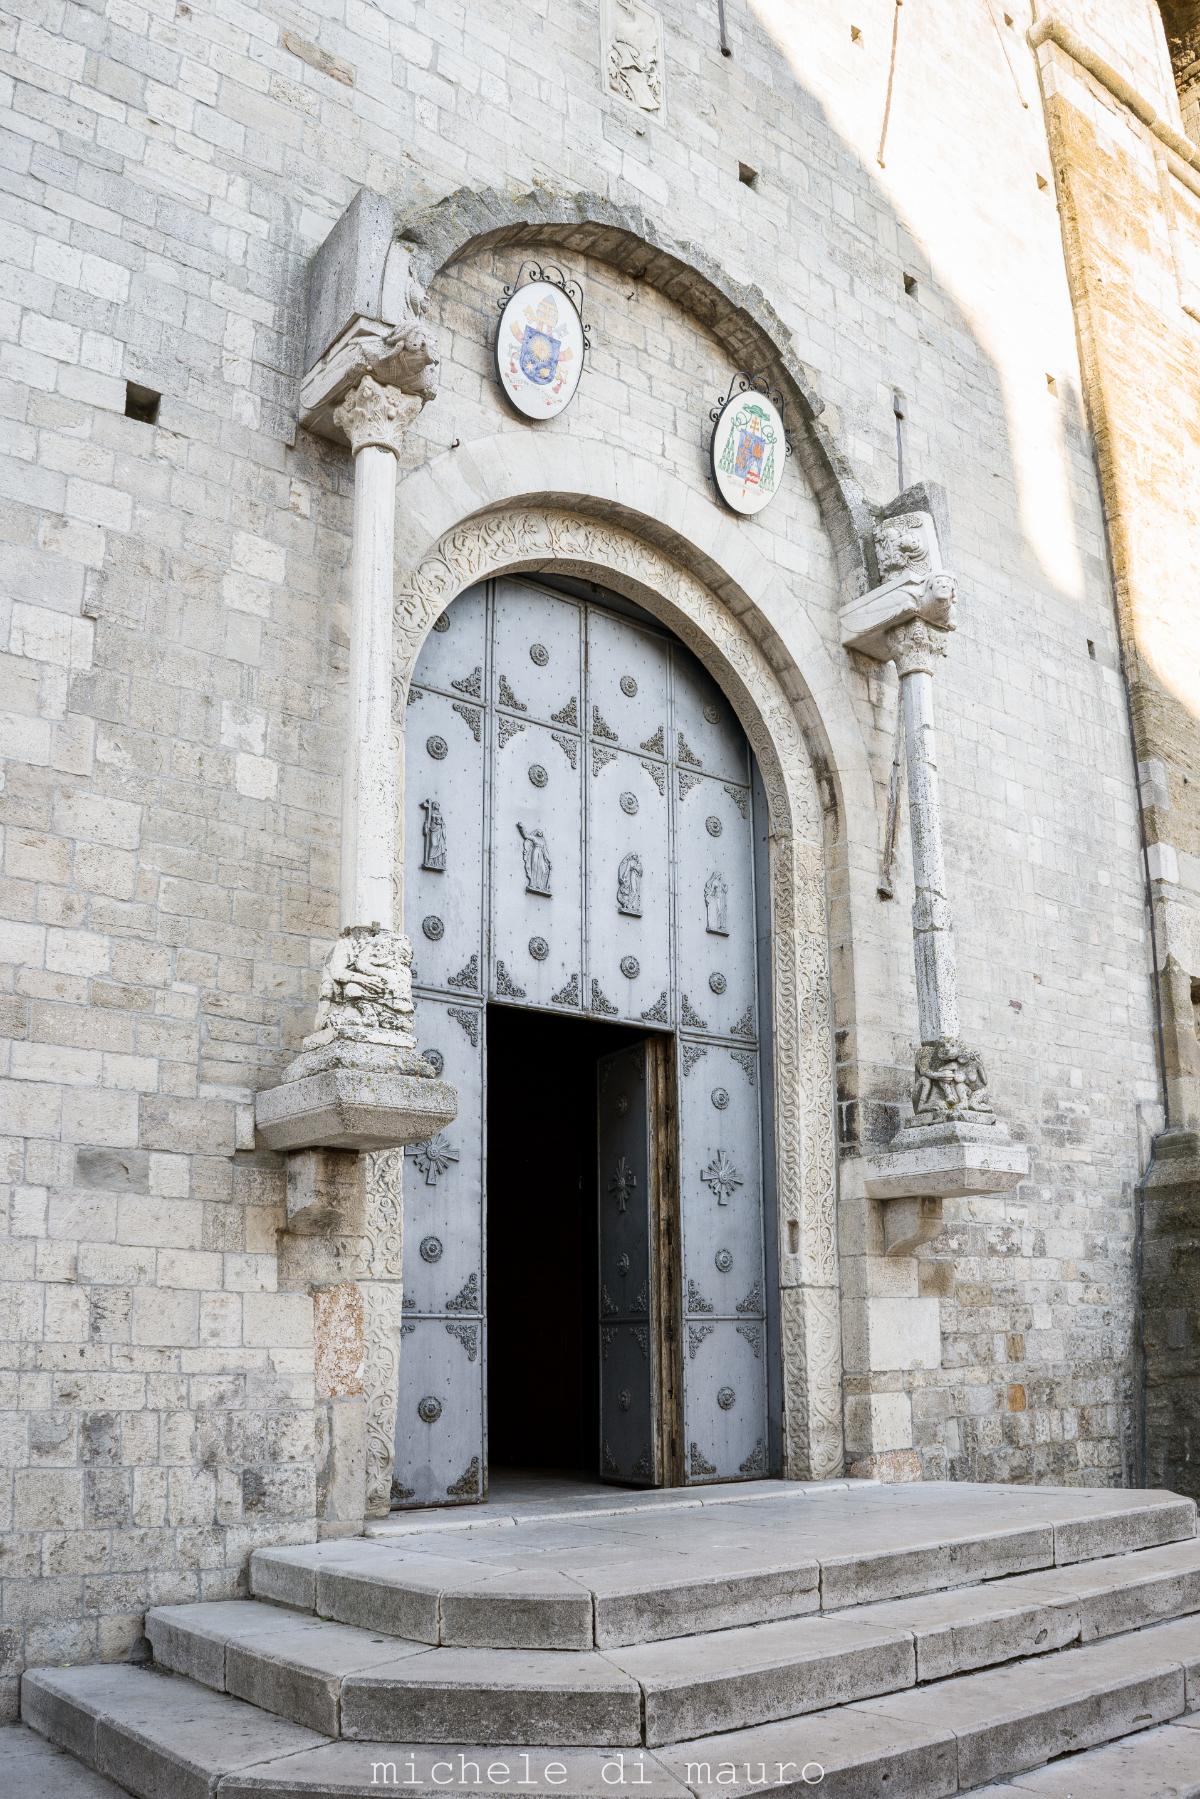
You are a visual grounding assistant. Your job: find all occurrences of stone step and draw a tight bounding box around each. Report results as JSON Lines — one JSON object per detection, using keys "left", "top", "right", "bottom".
{"left": 656, "top": 1616, "right": 1200, "bottom": 1794}
{"left": 0, "top": 1722, "right": 132, "bottom": 1797}
{"left": 974, "top": 1716, "right": 1200, "bottom": 1794}
{"left": 248, "top": 1484, "right": 1197, "bottom": 1651}
{"left": 21, "top": 1614, "right": 1200, "bottom": 1796}
{"left": 147, "top": 1538, "right": 1200, "bottom": 1748}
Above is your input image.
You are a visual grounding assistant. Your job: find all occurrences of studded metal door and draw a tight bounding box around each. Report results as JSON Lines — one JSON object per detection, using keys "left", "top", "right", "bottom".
{"left": 597, "top": 1041, "right": 661, "bottom": 1485}
{"left": 400, "top": 576, "right": 772, "bottom": 1505}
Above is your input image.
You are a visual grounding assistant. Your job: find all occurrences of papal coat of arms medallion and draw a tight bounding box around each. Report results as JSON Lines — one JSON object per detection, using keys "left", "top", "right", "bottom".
{"left": 495, "top": 267, "right": 588, "bottom": 420}
{"left": 709, "top": 378, "right": 788, "bottom": 516}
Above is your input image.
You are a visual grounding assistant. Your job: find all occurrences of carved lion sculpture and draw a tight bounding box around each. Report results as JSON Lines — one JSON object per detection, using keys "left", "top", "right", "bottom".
{"left": 912, "top": 1035, "right": 993, "bottom": 1122}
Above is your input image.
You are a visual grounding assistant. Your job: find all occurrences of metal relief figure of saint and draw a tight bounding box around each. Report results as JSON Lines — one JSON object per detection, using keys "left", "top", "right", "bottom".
{"left": 420, "top": 798, "right": 446, "bottom": 872}
{"left": 704, "top": 870, "right": 729, "bottom": 936}
{"left": 517, "top": 822, "right": 552, "bottom": 896}
{"left": 617, "top": 851, "right": 643, "bottom": 917}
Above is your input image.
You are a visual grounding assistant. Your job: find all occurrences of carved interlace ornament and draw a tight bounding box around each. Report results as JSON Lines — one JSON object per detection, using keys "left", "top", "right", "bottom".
{"left": 313, "top": 925, "right": 416, "bottom": 1043}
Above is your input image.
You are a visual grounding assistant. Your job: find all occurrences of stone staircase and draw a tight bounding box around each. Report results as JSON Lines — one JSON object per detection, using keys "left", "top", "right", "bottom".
{"left": 19, "top": 1480, "right": 1200, "bottom": 1797}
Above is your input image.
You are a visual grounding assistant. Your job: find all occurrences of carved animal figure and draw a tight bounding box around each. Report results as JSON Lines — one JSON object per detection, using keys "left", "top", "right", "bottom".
{"left": 315, "top": 924, "right": 415, "bottom": 1034}
{"left": 912, "top": 1036, "right": 993, "bottom": 1120}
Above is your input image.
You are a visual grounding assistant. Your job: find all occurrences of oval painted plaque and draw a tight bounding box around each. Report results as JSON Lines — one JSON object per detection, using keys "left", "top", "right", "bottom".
{"left": 710, "top": 389, "right": 786, "bottom": 516}
{"left": 496, "top": 280, "right": 585, "bottom": 420}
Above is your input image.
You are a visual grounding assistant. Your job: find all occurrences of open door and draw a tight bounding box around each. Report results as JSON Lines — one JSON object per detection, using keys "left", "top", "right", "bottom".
{"left": 596, "top": 1039, "right": 678, "bottom": 1485}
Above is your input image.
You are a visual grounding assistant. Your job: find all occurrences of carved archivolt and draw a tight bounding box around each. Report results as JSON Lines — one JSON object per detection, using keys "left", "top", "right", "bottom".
{"left": 370, "top": 506, "right": 843, "bottom": 1482}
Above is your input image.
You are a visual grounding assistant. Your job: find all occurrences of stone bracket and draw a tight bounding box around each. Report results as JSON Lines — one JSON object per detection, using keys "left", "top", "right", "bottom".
{"left": 861, "top": 1120, "right": 1030, "bottom": 1249}
{"left": 256, "top": 1042, "right": 457, "bottom": 1154}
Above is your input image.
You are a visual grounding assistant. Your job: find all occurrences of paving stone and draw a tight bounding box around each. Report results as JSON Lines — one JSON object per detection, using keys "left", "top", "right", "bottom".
{"left": 610, "top": 1611, "right": 914, "bottom": 1745}
{"left": 0, "top": 1724, "right": 130, "bottom": 1798}
{"left": 21, "top": 1664, "right": 327, "bottom": 1799}
{"left": 340, "top": 1648, "right": 643, "bottom": 1748}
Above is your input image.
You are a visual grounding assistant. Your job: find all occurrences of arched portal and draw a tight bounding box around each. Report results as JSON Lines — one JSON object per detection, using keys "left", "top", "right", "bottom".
{"left": 357, "top": 503, "right": 850, "bottom": 1515}
{"left": 396, "top": 575, "right": 777, "bottom": 1501}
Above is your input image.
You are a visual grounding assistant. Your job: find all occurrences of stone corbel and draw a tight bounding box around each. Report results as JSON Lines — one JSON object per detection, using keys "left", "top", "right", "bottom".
{"left": 841, "top": 500, "right": 1029, "bottom": 1222}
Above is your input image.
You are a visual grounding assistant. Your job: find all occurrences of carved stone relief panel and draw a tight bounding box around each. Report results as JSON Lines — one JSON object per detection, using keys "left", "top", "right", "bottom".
{"left": 602, "top": 0, "right": 664, "bottom": 114}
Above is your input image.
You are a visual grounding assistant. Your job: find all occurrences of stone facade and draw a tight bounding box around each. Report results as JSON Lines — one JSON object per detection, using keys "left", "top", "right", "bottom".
{"left": 0, "top": 0, "right": 1193, "bottom": 1717}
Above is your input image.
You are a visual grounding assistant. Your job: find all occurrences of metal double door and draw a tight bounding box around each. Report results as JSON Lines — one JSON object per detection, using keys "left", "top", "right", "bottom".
{"left": 396, "top": 577, "right": 773, "bottom": 1504}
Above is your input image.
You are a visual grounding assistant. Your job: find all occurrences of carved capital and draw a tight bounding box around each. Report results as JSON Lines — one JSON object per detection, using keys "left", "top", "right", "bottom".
{"left": 840, "top": 507, "right": 958, "bottom": 661}
{"left": 888, "top": 616, "right": 948, "bottom": 678}
{"left": 333, "top": 375, "right": 423, "bottom": 458}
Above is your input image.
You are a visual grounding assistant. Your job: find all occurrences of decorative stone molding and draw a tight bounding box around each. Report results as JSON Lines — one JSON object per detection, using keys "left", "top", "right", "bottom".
{"left": 390, "top": 505, "right": 844, "bottom": 1482}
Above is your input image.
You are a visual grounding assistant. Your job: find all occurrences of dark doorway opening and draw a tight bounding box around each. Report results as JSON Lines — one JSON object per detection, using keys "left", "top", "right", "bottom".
{"left": 486, "top": 1004, "right": 647, "bottom": 1477}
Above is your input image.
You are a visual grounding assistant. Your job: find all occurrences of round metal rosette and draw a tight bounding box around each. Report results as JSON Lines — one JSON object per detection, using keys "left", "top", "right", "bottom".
{"left": 710, "top": 387, "right": 786, "bottom": 516}
{"left": 620, "top": 791, "right": 638, "bottom": 815}
{"left": 711, "top": 1087, "right": 730, "bottom": 1111}
{"left": 715, "top": 1247, "right": 734, "bottom": 1272}
{"left": 709, "top": 972, "right": 727, "bottom": 995}
{"left": 426, "top": 735, "right": 448, "bottom": 761}
{"left": 620, "top": 674, "right": 638, "bottom": 698}
{"left": 618, "top": 1388, "right": 632, "bottom": 1412}
{"left": 703, "top": 702, "right": 721, "bottom": 725}
{"left": 530, "top": 642, "right": 549, "bottom": 666}
{"left": 717, "top": 1386, "right": 736, "bottom": 1412}
{"left": 528, "top": 764, "right": 548, "bottom": 788}
{"left": 432, "top": 614, "right": 450, "bottom": 634}
{"left": 496, "top": 278, "right": 585, "bottom": 421}
{"left": 620, "top": 955, "right": 640, "bottom": 979}
{"left": 706, "top": 815, "right": 722, "bottom": 837}
{"left": 528, "top": 936, "right": 549, "bottom": 961}
{"left": 615, "top": 1096, "right": 629, "bottom": 1117}
{"left": 422, "top": 1048, "right": 444, "bottom": 1075}
{"left": 419, "top": 1235, "right": 443, "bottom": 1264}
{"left": 417, "top": 1395, "right": 442, "bottom": 1424}
{"left": 422, "top": 915, "right": 444, "bottom": 941}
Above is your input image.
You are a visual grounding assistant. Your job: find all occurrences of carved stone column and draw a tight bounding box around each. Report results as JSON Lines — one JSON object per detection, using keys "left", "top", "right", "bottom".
{"left": 839, "top": 498, "right": 1028, "bottom": 1478}
{"left": 257, "top": 206, "right": 459, "bottom": 1526}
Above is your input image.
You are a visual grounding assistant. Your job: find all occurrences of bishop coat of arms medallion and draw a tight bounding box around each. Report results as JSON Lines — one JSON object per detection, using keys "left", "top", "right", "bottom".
{"left": 709, "top": 382, "right": 787, "bottom": 516}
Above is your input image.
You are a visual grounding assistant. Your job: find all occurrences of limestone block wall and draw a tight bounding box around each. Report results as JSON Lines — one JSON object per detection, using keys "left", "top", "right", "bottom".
{"left": 0, "top": 0, "right": 1166, "bottom": 1704}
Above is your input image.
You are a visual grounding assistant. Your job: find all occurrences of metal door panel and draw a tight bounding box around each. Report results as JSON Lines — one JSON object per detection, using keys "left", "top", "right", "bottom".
{"left": 490, "top": 717, "right": 584, "bottom": 1009}
{"left": 392, "top": 1315, "right": 484, "bottom": 1506}
{"left": 403, "top": 997, "right": 484, "bottom": 1315}
{"left": 586, "top": 606, "right": 670, "bottom": 758}
{"left": 411, "top": 582, "right": 489, "bottom": 702}
{"left": 405, "top": 685, "right": 486, "bottom": 997}
{"left": 671, "top": 647, "right": 749, "bottom": 786}
{"left": 597, "top": 1042, "right": 657, "bottom": 1486}
{"left": 674, "top": 772, "right": 757, "bottom": 1042}
{"left": 682, "top": 1320, "right": 769, "bottom": 1483}
{"left": 491, "top": 578, "right": 582, "bottom": 729}
{"left": 677, "top": 1040, "right": 764, "bottom": 1323}
{"left": 586, "top": 748, "right": 671, "bottom": 1026}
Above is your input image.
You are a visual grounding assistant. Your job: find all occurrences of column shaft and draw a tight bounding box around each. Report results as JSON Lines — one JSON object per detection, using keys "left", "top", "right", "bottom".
{"left": 342, "top": 442, "right": 398, "bottom": 931}
{"left": 899, "top": 664, "right": 960, "bottom": 1043}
